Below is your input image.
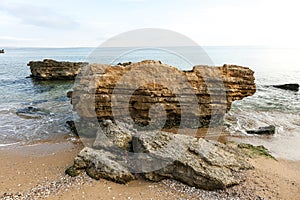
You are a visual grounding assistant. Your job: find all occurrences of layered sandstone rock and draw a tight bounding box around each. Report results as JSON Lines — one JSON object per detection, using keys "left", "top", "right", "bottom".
{"left": 28, "top": 59, "right": 88, "bottom": 80}
{"left": 72, "top": 60, "right": 256, "bottom": 128}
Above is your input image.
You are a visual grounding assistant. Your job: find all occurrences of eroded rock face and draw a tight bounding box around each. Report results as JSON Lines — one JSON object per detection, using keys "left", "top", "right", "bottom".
{"left": 68, "top": 123, "right": 252, "bottom": 190}
{"left": 72, "top": 60, "right": 256, "bottom": 128}
{"left": 133, "top": 131, "right": 252, "bottom": 190}
{"left": 27, "top": 59, "right": 88, "bottom": 80}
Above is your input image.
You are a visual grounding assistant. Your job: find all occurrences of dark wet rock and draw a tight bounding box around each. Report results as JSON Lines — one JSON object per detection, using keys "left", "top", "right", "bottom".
{"left": 246, "top": 125, "right": 275, "bottom": 135}
{"left": 66, "top": 121, "right": 78, "bottom": 136}
{"left": 16, "top": 106, "right": 50, "bottom": 119}
{"left": 273, "top": 83, "right": 299, "bottom": 92}
{"left": 65, "top": 166, "right": 81, "bottom": 177}
{"left": 117, "top": 62, "right": 132, "bottom": 66}
{"left": 66, "top": 91, "right": 73, "bottom": 98}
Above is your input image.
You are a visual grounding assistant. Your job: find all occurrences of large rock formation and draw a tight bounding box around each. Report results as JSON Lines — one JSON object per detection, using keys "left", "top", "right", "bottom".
{"left": 71, "top": 60, "right": 256, "bottom": 128}
{"left": 67, "top": 120, "right": 253, "bottom": 190}
{"left": 27, "top": 59, "right": 88, "bottom": 80}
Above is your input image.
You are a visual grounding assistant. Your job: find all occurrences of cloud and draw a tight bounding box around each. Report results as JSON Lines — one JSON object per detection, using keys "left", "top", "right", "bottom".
{"left": 0, "top": 2, "right": 79, "bottom": 29}
{"left": 0, "top": 36, "right": 40, "bottom": 41}
{"left": 116, "top": 0, "right": 147, "bottom": 2}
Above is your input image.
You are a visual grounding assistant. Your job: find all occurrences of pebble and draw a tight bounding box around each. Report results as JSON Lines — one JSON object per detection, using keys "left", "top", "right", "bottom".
{"left": 0, "top": 174, "right": 93, "bottom": 200}
{"left": 0, "top": 173, "right": 278, "bottom": 200}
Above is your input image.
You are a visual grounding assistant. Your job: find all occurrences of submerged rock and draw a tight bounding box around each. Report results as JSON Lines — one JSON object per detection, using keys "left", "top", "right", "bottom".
{"left": 16, "top": 106, "right": 51, "bottom": 119}
{"left": 273, "top": 83, "right": 299, "bottom": 92}
{"left": 246, "top": 125, "right": 275, "bottom": 135}
{"left": 66, "top": 120, "right": 78, "bottom": 136}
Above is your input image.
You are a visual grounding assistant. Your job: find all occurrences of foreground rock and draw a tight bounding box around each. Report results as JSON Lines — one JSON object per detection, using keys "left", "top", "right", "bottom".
{"left": 273, "top": 83, "right": 299, "bottom": 92}
{"left": 93, "top": 120, "right": 135, "bottom": 151}
{"left": 27, "top": 59, "right": 88, "bottom": 80}
{"left": 72, "top": 147, "right": 135, "bottom": 184}
{"left": 246, "top": 125, "right": 275, "bottom": 135}
{"left": 68, "top": 122, "right": 253, "bottom": 190}
{"left": 133, "top": 131, "right": 253, "bottom": 190}
{"left": 72, "top": 60, "right": 256, "bottom": 128}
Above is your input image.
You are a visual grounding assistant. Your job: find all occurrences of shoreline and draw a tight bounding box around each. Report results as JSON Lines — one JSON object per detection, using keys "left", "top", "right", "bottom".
{"left": 1, "top": 140, "right": 299, "bottom": 199}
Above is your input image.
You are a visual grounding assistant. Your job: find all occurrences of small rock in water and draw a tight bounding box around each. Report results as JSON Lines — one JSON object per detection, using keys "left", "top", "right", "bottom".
{"left": 66, "top": 120, "right": 78, "bottom": 136}
{"left": 272, "top": 83, "right": 299, "bottom": 92}
{"left": 67, "top": 91, "right": 73, "bottom": 98}
{"left": 16, "top": 106, "right": 49, "bottom": 119}
{"left": 246, "top": 125, "right": 275, "bottom": 135}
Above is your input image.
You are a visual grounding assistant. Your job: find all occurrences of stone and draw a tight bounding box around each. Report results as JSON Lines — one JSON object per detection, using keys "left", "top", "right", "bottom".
{"left": 16, "top": 106, "right": 50, "bottom": 119}
{"left": 246, "top": 125, "right": 275, "bottom": 135}
{"left": 132, "top": 131, "right": 253, "bottom": 190}
{"left": 237, "top": 143, "right": 275, "bottom": 159}
{"left": 66, "top": 91, "right": 73, "bottom": 98}
{"left": 27, "top": 59, "right": 88, "bottom": 80}
{"left": 117, "top": 62, "right": 132, "bottom": 66}
{"left": 68, "top": 125, "right": 253, "bottom": 189}
{"left": 71, "top": 60, "right": 256, "bottom": 128}
{"left": 73, "top": 147, "right": 135, "bottom": 184}
{"left": 93, "top": 120, "right": 135, "bottom": 151}
{"left": 65, "top": 166, "right": 81, "bottom": 177}
{"left": 66, "top": 120, "right": 78, "bottom": 136}
{"left": 273, "top": 83, "right": 299, "bottom": 92}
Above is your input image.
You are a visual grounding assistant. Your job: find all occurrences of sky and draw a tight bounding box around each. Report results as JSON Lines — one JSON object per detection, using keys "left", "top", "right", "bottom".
{"left": 0, "top": 0, "right": 300, "bottom": 47}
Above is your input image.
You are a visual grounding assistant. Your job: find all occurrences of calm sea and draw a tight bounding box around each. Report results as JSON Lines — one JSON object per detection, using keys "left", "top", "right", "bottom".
{"left": 0, "top": 46, "right": 299, "bottom": 159}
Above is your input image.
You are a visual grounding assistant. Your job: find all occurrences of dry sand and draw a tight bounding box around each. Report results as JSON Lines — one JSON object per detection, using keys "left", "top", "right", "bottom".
{"left": 0, "top": 140, "right": 299, "bottom": 200}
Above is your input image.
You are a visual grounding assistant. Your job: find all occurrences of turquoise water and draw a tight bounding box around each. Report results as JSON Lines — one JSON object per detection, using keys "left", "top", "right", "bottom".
{"left": 0, "top": 47, "right": 299, "bottom": 159}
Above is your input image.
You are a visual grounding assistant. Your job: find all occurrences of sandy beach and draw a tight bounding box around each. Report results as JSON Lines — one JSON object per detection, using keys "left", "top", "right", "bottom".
{"left": 0, "top": 140, "right": 299, "bottom": 200}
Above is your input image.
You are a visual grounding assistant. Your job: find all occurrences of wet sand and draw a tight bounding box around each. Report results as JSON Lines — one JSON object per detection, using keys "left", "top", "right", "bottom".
{"left": 0, "top": 142, "right": 82, "bottom": 195}
{"left": 0, "top": 140, "right": 299, "bottom": 199}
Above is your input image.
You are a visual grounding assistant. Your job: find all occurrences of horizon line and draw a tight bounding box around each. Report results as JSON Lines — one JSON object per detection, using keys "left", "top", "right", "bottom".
{"left": 2, "top": 45, "right": 299, "bottom": 49}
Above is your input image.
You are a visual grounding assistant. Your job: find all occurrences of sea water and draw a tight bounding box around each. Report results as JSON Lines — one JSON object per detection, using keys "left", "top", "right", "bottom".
{"left": 0, "top": 46, "right": 299, "bottom": 159}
